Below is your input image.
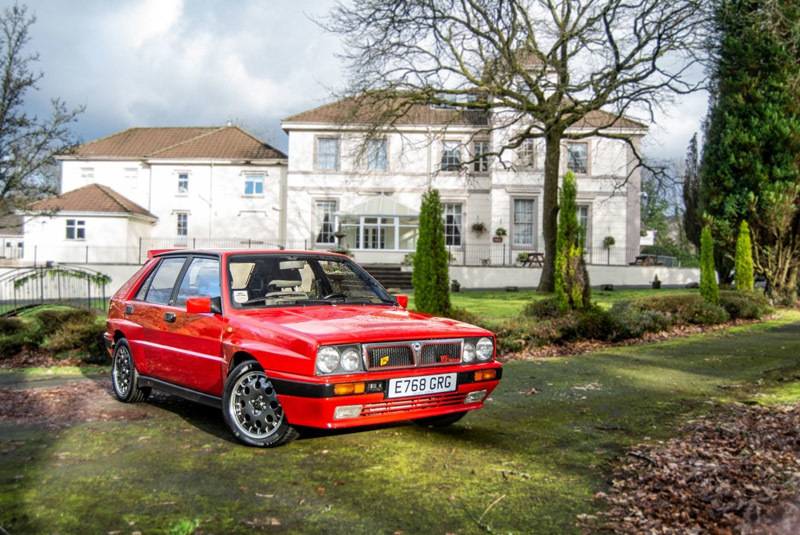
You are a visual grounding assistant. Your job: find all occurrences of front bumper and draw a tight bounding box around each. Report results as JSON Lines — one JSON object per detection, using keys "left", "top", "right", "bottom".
{"left": 273, "top": 364, "right": 502, "bottom": 429}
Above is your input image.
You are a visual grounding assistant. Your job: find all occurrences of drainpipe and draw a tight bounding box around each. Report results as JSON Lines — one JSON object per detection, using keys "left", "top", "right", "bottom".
{"left": 426, "top": 127, "right": 433, "bottom": 189}
{"left": 209, "top": 159, "right": 214, "bottom": 239}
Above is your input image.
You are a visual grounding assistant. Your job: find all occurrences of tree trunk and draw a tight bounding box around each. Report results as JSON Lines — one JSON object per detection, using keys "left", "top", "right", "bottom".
{"left": 537, "top": 128, "right": 564, "bottom": 292}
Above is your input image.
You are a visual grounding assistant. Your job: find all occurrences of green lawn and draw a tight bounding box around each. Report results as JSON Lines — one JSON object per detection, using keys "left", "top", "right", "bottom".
{"left": 408, "top": 288, "right": 700, "bottom": 320}
{"left": 2, "top": 311, "right": 799, "bottom": 534}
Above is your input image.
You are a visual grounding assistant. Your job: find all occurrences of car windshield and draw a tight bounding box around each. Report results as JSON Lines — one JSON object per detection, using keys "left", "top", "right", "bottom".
{"left": 227, "top": 254, "right": 396, "bottom": 308}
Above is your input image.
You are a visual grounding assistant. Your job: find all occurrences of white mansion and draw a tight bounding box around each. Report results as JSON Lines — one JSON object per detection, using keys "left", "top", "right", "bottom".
{"left": 21, "top": 100, "right": 646, "bottom": 266}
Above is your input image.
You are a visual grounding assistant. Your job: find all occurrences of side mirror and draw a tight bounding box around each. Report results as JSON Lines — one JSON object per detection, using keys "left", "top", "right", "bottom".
{"left": 186, "top": 296, "right": 221, "bottom": 314}
{"left": 395, "top": 294, "right": 408, "bottom": 309}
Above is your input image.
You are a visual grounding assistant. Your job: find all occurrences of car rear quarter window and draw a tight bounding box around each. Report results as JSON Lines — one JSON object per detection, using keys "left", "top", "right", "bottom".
{"left": 143, "top": 257, "right": 187, "bottom": 305}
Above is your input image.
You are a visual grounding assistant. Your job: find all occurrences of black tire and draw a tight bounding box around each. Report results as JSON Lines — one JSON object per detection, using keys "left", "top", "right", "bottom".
{"left": 222, "top": 361, "right": 299, "bottom": 447}
{"left": 413, "top": 411, "right": 468, "bottom": 428}
{"left": 111, "top": 338, "right": 149, "bottom": 403}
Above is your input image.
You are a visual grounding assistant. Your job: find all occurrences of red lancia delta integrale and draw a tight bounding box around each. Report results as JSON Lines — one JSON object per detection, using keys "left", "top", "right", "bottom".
{"left": 105, "top": 250, "right": 502, "bottom": 447}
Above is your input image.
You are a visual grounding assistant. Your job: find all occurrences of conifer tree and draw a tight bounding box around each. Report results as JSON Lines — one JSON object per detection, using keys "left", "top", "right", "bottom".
{"left": 700, "top": 226, "right": 719, "bottom": 304}
{"left": 412, "top": 189, "right": 451, "bottom": 315}
{"left": 734, "top": 220, "right": 754, "bottom": 291}
{"left": 555, "top": 172, "right": 590, "bottom": 313}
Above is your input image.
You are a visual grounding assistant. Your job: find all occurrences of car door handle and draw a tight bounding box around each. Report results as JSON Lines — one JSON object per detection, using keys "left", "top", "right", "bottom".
{"left": 163, "top": 312, "right": 176, "bottom": 323}
{"left": 124, "top": 305, "right": 134, "bottom": 315}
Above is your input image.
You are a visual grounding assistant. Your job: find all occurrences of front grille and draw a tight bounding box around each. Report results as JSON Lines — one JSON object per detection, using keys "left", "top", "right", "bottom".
{"left": 360, "top": 392, "right": 468, "bottom": 416}
{"left": 420, "top": 342, "right": 462, "bottom": 365}
{"left": 367, "top": 345, "right": 413, "bottom": 369}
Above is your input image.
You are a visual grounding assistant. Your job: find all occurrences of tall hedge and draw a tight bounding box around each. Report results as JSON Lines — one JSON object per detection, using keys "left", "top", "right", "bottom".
{"left": 734, "top": 220, "right": 754, "bottom": 291}
{"left": 700, "top": 226, "right": 719, "bottom": 304}
{"left": 412, "top": 189, "right": 451, "bottom": 315}
{"left": 555, "top": 171, "right": 590, "bottom": 313}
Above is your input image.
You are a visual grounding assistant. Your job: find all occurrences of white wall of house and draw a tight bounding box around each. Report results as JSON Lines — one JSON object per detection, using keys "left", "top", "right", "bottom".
{"left": 59, "top": 159, "right": 287, "bottom": 244}
{"left": 284, "top": 117, "right": 645, "bottom": 265}
{"left": 22, "top": 213, "right": 155, "bottom": 264}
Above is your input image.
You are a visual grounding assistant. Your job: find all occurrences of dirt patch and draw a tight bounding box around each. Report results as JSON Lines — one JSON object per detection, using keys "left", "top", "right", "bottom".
{"left": 584, "top": 404, "right": 800, "bottom": 534}
{"left": 0, "top": 348, "right": 88, "bottom": 370}
{"left": 0, "top": 377, "right": 150, "bottom": 428}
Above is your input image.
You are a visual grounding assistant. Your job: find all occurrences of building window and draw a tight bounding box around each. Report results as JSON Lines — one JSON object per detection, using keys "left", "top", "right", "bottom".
{"left": 366, "top": 139, "right": 387, "bottom": 171}
{"left": 516, "top": 138, "right": 536, "bottom": 168}
{"left": 65, "top": 219, "right": 85, "bottom": 240}
{"left": 317, "top": 138, "right": 340, "bottom": 171}
{"left": 443, "top": 203, "right": 462, "bottom": 246}
{"left": 513, "top": 199, "right": 535, "bottom": 246}
{"left": 441, "top": 141, "right": 461, "bottom": 171}
{"left": 177, "top": 172, "right": 189, "bottom": 194}
{"left": 473, "top": 141, "right": 489, "bottom": 173}
{"left": 80, "top": 168, "right": 94, "bottom": 181}
{"left": 567, "top": 142, "right": 588, "bottom": 174}
{"left": 176, "top": 213, "right": 188, "bottom": 236}
{"left": 244, "top": 174, "right": 264, "bottom": 196}
{"left": 315, "top": 200, "right": 337, "bottom": 245}
{"left": 124, "top": 168, "right": 138, "bottom": 188}
{"left": 578, "top": 204, "right": 589, "bottom": 245}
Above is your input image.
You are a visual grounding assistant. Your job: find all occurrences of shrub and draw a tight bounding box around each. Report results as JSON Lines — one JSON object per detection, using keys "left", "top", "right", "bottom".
{"left": 734, "top": 221, "right": 754, "bottom": 291}
{"left": 607, "top": 302, "right": 672, "bottom": 340}
{"left": 719, "top": 290, "right": 772, "bottom": 319}
{"left": 47, "top": 321, "right": 108, "bottom": 364}
{"left": 0, "top": 316, "right": 26, "bottom": 336}
{"left": 412, "top": 189, "right": 450, "bottom": 316}
{"left": 685, "top": 301, "right": 730, "bottom": 325}
{"left": 571, "top": 307, "right": 616, "bottom": 342}
{"left": 34, "top": 308, "right": 98, "bottom": 337}
{"left": 445, "top": 306, "right": 479, "bottom": 325}
{"left": 634, "top": 293, "right": 702, "bottom": 318}
{"left": 555, "top": 171, "right": 590, "bottom": 313}
{"left": 0, "top": 332, "right": 30, "bottom": 358}
{"left": 522, "top": 297, "right": 560, "bottom": 319}
{"left": 700, "top": 226, "right": 720, "bottom": 305}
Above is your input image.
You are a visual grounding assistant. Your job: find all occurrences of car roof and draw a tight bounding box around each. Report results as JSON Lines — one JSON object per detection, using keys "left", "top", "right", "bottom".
{"left": 148, "top": 249, "right": 349, "bottom": 260}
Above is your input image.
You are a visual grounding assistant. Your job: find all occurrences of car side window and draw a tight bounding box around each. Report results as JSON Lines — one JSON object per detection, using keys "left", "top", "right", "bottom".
{"left": 143, "top": 257, "right": 187, "bottom": 305}
{"left": 174, "top": 257, "right": 221, "bottom": 307}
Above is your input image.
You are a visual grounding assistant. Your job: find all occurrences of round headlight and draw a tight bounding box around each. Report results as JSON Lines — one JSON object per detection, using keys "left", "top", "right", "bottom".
{"left": 316, "top": 346, "right": 340, "bottom": 374}
{"left": 476, "top": 337, "right": 494, "bottom": 361}
{"left": 341, "top": 348, "right": 361, "bottom": 372}
{"left": 463, "top": 342, "right": 476, "bottom": 363}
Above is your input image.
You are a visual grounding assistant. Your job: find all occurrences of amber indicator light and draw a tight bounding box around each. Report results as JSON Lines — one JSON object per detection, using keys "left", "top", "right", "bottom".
{"left": 474, "top": 369, "right": 497, "bottom": 382}
{"left": 334, "top": 382, "right": 366, "bottom": 396}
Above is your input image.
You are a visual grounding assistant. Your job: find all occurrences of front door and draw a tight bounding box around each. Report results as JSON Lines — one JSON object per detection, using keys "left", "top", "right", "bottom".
{"left": 159, "top": 256, "right": 225, "bottom": 394}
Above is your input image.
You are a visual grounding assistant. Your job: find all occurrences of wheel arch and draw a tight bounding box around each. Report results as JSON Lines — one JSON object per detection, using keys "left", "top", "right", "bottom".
{"left": 228, "top": 351, "right": 260, "bottom": 376}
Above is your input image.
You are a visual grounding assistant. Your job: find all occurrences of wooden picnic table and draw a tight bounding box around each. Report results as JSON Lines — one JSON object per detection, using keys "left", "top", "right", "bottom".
{"left": 630, "top": 255, "right": 663, "bottom": 266}
{"left": 521, "top": 252, "right": 545, "bottom": 267}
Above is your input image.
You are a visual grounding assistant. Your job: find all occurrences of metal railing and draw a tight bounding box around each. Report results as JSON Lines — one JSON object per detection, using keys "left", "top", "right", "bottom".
{"left": 445, "top": 244, "right": 678, "bottom": 267}
{"left": 0, "top": 265, "right": 110, "bottom": 315}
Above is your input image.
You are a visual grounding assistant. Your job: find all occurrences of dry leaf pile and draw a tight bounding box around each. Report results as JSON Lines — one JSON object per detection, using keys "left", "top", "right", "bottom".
{"left": 586, "top": 404, "right": 800, "bottom": 534}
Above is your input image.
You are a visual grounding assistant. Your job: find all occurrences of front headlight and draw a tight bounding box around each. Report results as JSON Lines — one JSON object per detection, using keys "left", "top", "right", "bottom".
{"left": 340, "top": 348, "right": 361, "bottom": 372}
{"left": 316, "top": 346, "right": 340, "bottom": 374}
{"left": 476, "top": 337, "right": 494, "bottom": 361}
{"left": 463, "top": 342, "right": 476, "bottom": 363}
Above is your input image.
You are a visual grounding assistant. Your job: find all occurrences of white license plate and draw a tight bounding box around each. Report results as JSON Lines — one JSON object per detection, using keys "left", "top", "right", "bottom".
{"left": 387, "top": 373, "right": 457, "bottom": 399}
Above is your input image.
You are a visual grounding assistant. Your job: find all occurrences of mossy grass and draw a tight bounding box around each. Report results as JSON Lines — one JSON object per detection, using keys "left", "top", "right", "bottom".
{"left": 2, "top": 311, "right": 799, "bottom": 534}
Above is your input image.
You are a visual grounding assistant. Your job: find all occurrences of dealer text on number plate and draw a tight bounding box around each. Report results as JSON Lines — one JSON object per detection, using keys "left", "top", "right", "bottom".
{"left": 387, "top": 373, "right": 457, "bottom": 399}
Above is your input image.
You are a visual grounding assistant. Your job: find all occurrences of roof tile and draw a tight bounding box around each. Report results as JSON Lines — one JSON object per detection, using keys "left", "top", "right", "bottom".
{"left": 26, "top": 184, "right": 156, "bottom": 219}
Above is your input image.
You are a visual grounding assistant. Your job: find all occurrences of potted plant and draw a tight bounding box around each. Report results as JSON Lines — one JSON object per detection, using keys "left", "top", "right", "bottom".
{"left": 652, "top": 274, "right": 661, "bottom": 289}
{"left": 516, "top": 252, "right": 529, "bottom": 265}
{"left": 603, "top": 235, "right": 615, "bottom": 265}
{"left": 471, "top": 221, "right": 487, "bottom": 236}
{"left": 450, "top": 279, "right": 461, "bottom": 292}
{"left": 493, "top": 227, "right": 507, "bottom": 243}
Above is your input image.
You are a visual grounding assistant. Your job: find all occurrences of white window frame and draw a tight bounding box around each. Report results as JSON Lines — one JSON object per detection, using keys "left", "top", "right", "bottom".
{"left": 512, "top": 198, "right": 537, "bottom": 247}
{"left": 65, "top": 219, "right": 85, "bottom": 240}
{"left": 366, "top": 138, "right": 388, "bottom": 171}
{"left": 472, "top": 141, "right": 490, "bottom": 173}
{"left": 176, "top": 212, "right": 188, "bottom": 237}
{"left": 314, "top": 200, "right": 338, "bottom": 246}
{"left": 177, "top": 171, "right": 189, "bottom": 194}
{"left": 566, "top": 142, "right": 589, "bottom": 175}
{"left": 123, "top": 167, "right": 138, "bottom": 189}
{"left": 243, "top": 173, "right": 265, "bottom": 196}
{"left": 442, "top": 203, "right": 463, "bottom": 247}
{"left": 516, "top": 138, "right": 536, "bottom": 169}
{"left": 441, "top": 141, "right": 462, "bottom": 171}
{"left": 316, "top": 137, "right": 340, "bottom": 171}
{"left": 80, "top": 168, "right": 94, "bottom": 181}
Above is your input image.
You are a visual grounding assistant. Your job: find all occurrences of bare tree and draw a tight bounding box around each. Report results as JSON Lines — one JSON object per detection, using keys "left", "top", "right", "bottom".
{"left": 323, "top": 0, "right": 707, "bottom": 291}
{"left": 0, "top": 3, "right": 83, "bottom": 228}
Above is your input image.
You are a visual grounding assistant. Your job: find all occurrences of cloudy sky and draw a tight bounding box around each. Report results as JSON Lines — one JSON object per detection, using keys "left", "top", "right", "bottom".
{"left": 21, "top": 0, "right": 707, "bottom": 161}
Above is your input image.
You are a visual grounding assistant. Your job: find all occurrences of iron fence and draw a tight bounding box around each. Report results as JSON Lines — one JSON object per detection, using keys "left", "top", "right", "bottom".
{"left": 0, "top": 265, "right": 109, "bottom": 315}
{"left": 24, "top": 237, "right": 679, "bottom": 268}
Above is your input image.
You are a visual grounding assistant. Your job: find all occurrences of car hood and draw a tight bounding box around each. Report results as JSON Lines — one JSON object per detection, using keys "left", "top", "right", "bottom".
{"left": 234, "top": 305, "right": 491, "bottom": 345}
